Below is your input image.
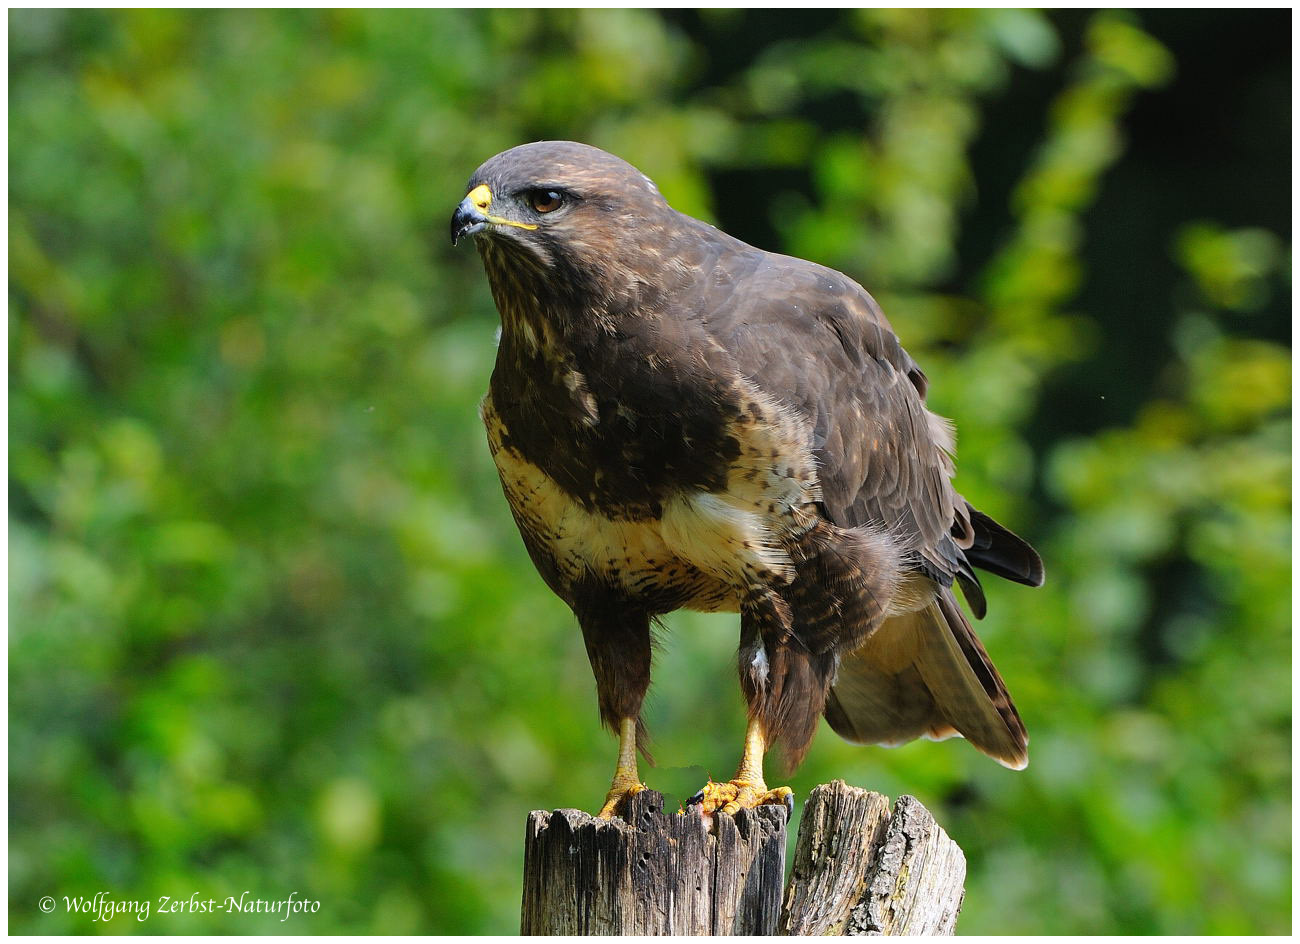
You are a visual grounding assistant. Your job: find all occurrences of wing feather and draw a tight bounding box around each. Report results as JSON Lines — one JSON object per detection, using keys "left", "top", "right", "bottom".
{"left": 698, "top": 249, "right": 963, "bottom": 583}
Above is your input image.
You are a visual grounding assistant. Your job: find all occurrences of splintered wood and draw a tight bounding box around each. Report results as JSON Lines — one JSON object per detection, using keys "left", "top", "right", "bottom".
{"left": 784, "top": 782, "right": 966, "bottom": 935}
{"left": 521, "top": 780, "right": 966, "bottom": 936}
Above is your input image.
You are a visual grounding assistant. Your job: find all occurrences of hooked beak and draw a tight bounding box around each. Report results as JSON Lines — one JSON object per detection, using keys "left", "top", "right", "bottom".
{"left": 450, "top": 196, "right": 486, "bottom": 246}
{"left": 450, "top": 183, "right": 538, "bottom": 246}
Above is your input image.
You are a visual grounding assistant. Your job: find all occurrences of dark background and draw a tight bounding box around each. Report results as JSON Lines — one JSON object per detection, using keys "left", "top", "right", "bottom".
{"left": 10, "top": 9, "right": 1290, "bottom": 934}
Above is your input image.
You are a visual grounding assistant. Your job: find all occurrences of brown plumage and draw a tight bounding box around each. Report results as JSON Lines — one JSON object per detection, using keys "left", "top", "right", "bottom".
{"left": 451, "top": 141, "right": 1043, "bottom": 813}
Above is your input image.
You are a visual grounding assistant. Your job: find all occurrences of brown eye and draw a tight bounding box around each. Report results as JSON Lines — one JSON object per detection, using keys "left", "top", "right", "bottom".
{"left": 529, "top": 189, "right": 564, "bottom": 214}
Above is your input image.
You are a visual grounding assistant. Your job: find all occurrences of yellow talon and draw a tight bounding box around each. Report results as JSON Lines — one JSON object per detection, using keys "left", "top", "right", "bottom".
{"left": 687, "top": 778, "right": 794, "bottom": 817}
{"left": 597, "top": 780, "right": 645, "bottom": 820}
{"left": 686, "top": 717, "right": 793, "bottom": 818}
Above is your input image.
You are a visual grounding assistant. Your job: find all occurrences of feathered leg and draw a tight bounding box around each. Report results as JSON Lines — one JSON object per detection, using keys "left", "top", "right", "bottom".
{"left": 692, "top": 519, "right": 901, "bottom": 816}
{"left": 574, "top": 589, "right": 653, "bottom": 819}
{"left": 689, "top": 587, "right": 799, "bottom": 817}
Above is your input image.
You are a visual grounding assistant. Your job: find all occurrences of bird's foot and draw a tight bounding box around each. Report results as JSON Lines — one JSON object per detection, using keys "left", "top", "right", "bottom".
{"left": 596, "top": 780, "right": 646, "bottom": 820}
{"left": 686, "top": 778, "right": 794, "bottom": 818}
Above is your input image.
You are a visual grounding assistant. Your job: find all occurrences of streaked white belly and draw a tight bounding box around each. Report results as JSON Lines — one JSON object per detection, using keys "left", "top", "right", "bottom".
{"left": 482, "top": 401, "right": 797, "bottom": 611}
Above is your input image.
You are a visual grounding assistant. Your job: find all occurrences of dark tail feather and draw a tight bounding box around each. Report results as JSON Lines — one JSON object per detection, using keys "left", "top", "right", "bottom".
{"left": 955, "top": 559, "right": 988, "bottom": 619}
{"left": 965, "top": 506, "right": 1044, "bottom": 588}
{"left": 930, "top": 590, "right": 1027, "bottom": 767}
{"left": 825, "top": 589, "right": 1028, "bottom": 770}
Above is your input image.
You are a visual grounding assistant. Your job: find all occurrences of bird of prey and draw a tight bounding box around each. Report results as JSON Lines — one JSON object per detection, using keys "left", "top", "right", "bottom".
{"left": 450, "top": 141, "right": 1043, "bottom": 818}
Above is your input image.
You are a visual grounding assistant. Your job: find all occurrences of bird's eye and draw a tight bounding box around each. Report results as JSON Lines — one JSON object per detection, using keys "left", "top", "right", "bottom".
{"left": 529, "top": 189, "right": 564, "bottom": 214}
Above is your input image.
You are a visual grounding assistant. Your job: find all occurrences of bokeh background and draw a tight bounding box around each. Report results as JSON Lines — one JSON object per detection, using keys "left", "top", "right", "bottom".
{"left": 10, "top": 8, "right": 1290, "bottom": 935}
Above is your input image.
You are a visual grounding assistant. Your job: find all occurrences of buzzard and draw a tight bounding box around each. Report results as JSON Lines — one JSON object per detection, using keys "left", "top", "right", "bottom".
{"left": 451, "top": 141, "right": 1043, "bottom": 818}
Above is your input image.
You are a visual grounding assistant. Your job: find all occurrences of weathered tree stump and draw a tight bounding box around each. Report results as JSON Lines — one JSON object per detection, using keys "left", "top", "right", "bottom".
{"left": 521, "top": 780, "right": 967, "bottom": 935}
{"left": 783, "top": 781, "right": 966, "bottom": 935}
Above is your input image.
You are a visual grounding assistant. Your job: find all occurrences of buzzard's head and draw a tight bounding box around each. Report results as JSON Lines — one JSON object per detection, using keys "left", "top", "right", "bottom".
{"left": 450, "top": 141, "right": 671, "bottom": 281}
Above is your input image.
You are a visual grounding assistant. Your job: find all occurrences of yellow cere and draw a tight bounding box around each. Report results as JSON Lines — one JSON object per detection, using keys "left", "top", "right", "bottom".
{"left": 468, "top": 183, "right": 538, "bottom": 231}
{"left": 468, "top": 184, "right": 493, "bottom": 211}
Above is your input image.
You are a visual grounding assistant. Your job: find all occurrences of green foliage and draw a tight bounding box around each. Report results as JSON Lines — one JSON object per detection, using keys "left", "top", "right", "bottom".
{"left": 10, "top": 9, "right": 1289, "bottom": 935}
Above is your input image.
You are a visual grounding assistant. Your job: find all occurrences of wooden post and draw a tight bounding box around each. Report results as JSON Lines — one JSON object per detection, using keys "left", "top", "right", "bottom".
{"left": 520, "top": 788, "right": 787, "bottom": 934}
{"left": 521, "top": 780, "right": 967, "bottom": 936}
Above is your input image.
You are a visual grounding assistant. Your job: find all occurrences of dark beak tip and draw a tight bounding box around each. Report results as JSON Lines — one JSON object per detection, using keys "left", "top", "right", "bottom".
{"left": 450, "top": 201, "right": 486, "bottom": 247}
